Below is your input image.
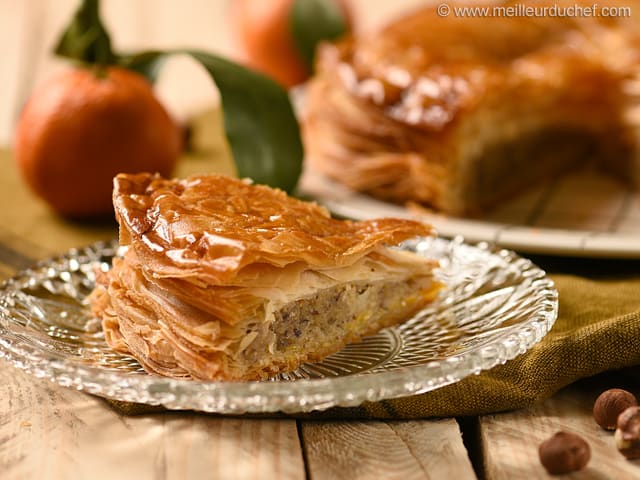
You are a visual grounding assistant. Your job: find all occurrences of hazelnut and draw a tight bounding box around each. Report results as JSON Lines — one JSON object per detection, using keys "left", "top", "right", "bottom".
{"left": 615, "top": 405, "right": 640, "bottom": 460}
{"left": 538, "top": 431, "right": 591, "bottom": 475}
{"left": 593, "top": 388, "right": 638, "bottom": 430}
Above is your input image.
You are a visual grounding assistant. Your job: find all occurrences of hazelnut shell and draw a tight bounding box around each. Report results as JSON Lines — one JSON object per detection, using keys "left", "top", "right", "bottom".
{"left": 538, "top": 431, "right": 591, "bottom": 475}
{"left": 593, "top": 388, "right": 638, "bottom": 430}
{"left": 615, "top": 405, "right": 640, "bottom": 460}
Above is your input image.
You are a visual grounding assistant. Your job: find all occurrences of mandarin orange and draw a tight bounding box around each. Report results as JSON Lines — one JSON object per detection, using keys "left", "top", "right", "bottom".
{"left": 14, "top": 66, "right": 180, "bottom": 218}
{"left": 231, "top": 0, "right": 351, "bottom": 88}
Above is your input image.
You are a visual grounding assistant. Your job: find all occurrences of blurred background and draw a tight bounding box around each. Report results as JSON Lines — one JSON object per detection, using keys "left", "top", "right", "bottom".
{"left": 2, "top": 0, "right": 637, "bottom": 248}
{"left": 0, "top": 0, "right": 425, "bottom": 147}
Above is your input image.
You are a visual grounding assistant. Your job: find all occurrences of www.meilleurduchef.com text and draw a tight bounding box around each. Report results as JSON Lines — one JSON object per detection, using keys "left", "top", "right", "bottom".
{"left": 436, "top": 2, "right": 632, "bottom": 17}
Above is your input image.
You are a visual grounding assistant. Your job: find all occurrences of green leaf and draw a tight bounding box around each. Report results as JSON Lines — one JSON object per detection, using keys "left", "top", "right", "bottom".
{"left": 290, "top": 0, "right": 348, "bottom": 71}
{"left": 54, "top": 0, "right": 116, "bottom": 66}
{"left": 119, "top": 51, "right": 168, "bottom": 84}
{"left": 125, "top": 50, "right": 303, "bottom": 193}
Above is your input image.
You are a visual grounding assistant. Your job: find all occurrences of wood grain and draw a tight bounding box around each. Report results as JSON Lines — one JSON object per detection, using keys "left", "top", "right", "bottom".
{"left": 301, "top": 418, "right": 477, "bottom": 480}
{"left": 0, "top": 361, "right": 306, "bottom": 480}
{"left": 480, "top": 368, "right": 640, "bottom": 480}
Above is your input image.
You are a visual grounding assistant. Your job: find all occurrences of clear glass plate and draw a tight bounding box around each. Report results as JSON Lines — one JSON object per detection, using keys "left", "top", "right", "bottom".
{"left": 0, "top": 237, "right": 557, "bottom": 414}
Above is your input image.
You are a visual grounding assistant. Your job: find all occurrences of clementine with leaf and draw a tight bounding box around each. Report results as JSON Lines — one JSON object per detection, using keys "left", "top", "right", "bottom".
{"left": 14, "top": 67, "right": 181, "bottom": 218}
{"left": 231, "top": 0, "right": 352, "bottom": 88}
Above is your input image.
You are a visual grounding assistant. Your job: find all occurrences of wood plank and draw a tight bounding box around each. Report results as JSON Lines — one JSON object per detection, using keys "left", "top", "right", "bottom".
{"left": 0, "top": 360, "right": 306, "bottom": 480}
{"left": 301, "top": 418, "right": 477, "bottom": 480}
{"left": 480, "top": 368, "right": 640, "bottom": 479}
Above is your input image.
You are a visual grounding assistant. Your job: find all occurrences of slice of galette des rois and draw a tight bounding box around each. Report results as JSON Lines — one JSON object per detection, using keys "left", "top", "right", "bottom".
{"left": 89, "top": 173, "right": 441, "bottom": 381}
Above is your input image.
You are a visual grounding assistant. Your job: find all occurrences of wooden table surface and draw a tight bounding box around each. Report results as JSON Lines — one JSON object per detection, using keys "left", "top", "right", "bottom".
{"left": 2, "top": 1, "right": 640, "bottom": 479}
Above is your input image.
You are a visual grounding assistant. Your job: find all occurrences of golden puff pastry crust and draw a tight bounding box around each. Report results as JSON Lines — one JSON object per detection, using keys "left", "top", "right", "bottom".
{"left": 91, "top": 173, "right": 440, "bottom": 381}
{"left": 303, "top": 0, "right": 640, "bottom": 215}
{"left": 113, "top": 172, "right": 434, "bottom": 284}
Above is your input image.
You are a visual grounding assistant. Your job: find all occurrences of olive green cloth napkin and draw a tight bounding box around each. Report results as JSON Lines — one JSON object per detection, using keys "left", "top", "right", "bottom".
{"left": 106, "top": 256, "right": 640, "bottom": 418}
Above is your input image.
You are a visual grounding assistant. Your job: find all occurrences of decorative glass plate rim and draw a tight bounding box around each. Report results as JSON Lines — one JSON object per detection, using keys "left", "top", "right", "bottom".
{"left": 0, "top": 237, "right": 558, "bottom": 414}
